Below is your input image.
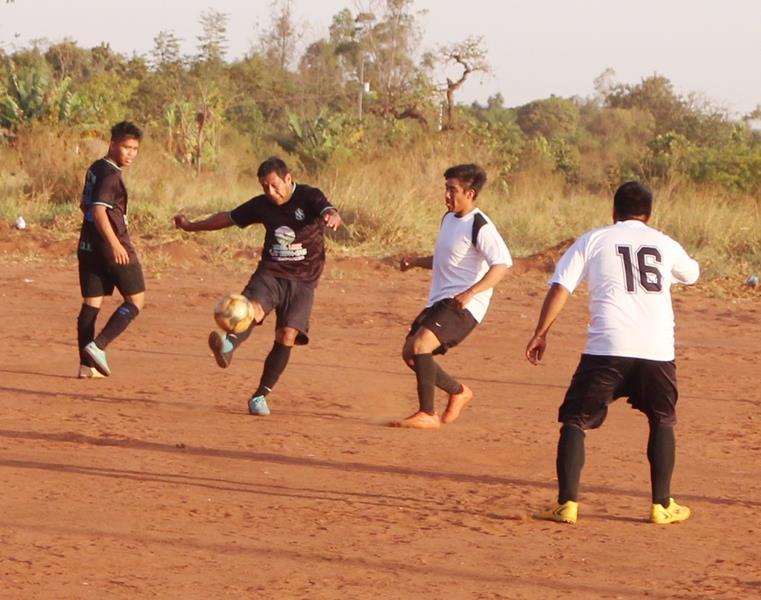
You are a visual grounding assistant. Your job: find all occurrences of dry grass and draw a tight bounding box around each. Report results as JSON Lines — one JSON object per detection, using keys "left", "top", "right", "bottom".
{"left": 1, "top": 132, "right": 759, "bottom": 281}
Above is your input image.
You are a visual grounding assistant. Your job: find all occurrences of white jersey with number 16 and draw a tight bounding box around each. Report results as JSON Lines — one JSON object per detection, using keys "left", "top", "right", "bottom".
{"left": 550, "top": 220, "right": 699, "bottom": 361}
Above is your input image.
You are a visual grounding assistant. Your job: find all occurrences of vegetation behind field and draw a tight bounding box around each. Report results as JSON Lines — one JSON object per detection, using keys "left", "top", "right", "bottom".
{"left": 1, "top": 1, "right": 759, "bottom": 280}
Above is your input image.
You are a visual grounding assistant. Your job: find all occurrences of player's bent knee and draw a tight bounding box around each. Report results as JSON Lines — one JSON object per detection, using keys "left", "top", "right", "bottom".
{"left": 276, "top": 328, "right": 299, "bottom": 346}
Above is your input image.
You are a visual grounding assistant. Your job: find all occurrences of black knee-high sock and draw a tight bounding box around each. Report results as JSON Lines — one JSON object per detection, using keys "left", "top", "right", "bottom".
{"left": 94, "top": 302, "right": 139, "bottom": 349}
{"left": 404, "top": 359, "right": 462, "bottom": 395}
{"left": 412, "top": 353, "right": 437, "bottom": 414}
{"left": 228, "top": 321, "right": 257, "bottom": 349}
{"left": 77, "top": 304, "right": 100, "bottom": 365}
{"left": 253, "top": 342, "right": 292, "bottom": 397}
{"left": 557, "top": 424, "right": 585, "bottom": 504}
{"left": 648, "top": 423, "right": 675, "bottom": 507}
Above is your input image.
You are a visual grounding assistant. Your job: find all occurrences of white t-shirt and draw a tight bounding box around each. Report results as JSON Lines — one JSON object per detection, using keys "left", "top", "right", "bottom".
{"left": 551, "top": 220, "right": 700, "bottom": 361}
{"left": 428, "top": 209, "right": 512, "bottom": 323}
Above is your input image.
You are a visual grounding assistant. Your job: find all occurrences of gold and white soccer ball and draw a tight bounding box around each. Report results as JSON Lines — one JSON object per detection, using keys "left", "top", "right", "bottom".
{"left": 213, "top": 293, "right": 254, "bottom": 334}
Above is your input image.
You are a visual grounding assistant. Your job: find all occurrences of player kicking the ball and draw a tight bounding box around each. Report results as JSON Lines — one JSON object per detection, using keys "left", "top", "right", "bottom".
{"left": 76, "top": 121, "right": 145, "bottom": 378}
{"left": 395, "top": 163, "right": 511, "bottom": 429}
{"left": 526, "top": 181, "right": 699, "bottom": 525}
{"left": 173, "top": 157, "right": 341, "bottom": 416}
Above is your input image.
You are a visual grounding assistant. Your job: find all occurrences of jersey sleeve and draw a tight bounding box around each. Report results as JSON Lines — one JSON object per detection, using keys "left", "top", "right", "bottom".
{"left": 669, "top": 240, "right": 700, "bottom": 285}
{"left": 550, "top": 234, "right": 589, "bottom": 293}
{"left": 475, "top": 223, "right": 513, "bottom": 268}
{"left": 91, "top": 172, "right": 121, "bottom": 209}
{"left": 229, "top": 197, "right": 263, "bottom": 228}
{"left": 306, "top": 187, "right": 334, "bottom": 218}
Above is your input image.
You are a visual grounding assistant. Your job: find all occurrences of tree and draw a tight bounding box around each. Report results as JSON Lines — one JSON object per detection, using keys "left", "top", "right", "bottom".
{"left": 439, "top": 36, "right": 490, "bottom": 130}
{"left": 260, "top": 0, "right": 298, "bottom": 73}
{"left": 196, "top": 9, "right": 228, "bottom": 65}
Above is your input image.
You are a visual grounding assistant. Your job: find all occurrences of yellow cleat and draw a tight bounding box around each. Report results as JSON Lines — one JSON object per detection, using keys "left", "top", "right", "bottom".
{"left": 650, "top": 498, "right": 691, "bottom": 524}
{"left": 533, "top": 500, "right": 578, "bottom": 524}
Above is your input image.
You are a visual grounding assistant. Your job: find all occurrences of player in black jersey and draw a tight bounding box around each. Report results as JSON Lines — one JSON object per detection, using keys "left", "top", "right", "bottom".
{"left": 76, "top": 121, "right": 145, "bottom": 378}
{"left": 174, "top": 157, "right": 341, "bottom": 416}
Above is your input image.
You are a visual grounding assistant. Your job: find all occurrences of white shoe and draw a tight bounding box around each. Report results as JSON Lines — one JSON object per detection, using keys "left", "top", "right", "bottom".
{"left": 78, "top": 364, "right": 105, "bottom": 379}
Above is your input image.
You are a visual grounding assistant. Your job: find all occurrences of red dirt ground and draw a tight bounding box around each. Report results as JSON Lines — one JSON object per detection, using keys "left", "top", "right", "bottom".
{"left": 1, "top": 227, "right": 760, "bottom": 599}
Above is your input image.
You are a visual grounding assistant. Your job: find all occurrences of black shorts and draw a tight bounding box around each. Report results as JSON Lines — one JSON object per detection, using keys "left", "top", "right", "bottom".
{"left": 242, "top": 270, "right": 314, "bottom": 345}
{"left": 78, "top": 251, "right": 145, "bottom": 298}
{"left": 407, "top": 298, "right": 478, "bottom": 355}
{"left": 559, "top": 354, "right": 678, "bottom": 430}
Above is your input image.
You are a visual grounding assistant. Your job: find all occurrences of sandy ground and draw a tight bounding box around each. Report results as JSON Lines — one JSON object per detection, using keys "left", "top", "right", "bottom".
{"left": 1, "top": 229, "right": 760, "bottom": 599}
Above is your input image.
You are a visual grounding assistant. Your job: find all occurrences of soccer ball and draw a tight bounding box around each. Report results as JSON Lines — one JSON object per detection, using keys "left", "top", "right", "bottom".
{"left": 214, "top": 293, "right": 254, "bottom": 334}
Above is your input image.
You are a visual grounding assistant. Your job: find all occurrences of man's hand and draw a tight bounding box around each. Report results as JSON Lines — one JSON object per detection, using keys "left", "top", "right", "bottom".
{"left": 111, "top": 242, "right": 130, "bottom": 265}
{"left": 173, "top": 214, "right": 191, "bottom": 231}
{"left": 525, "top": 334, "right": 547, "bottom": 365}
{"left": 453, "top": 289, "right": 476, "bottom": 310}
{"left": 323, "top": 209, "right": 341, "bottom": 231}
{"left": 400, "top": 256, "right": 415, "bottom": 272}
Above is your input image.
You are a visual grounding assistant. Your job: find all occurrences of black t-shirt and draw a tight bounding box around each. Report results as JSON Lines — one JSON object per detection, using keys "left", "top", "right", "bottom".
{"left": 230, "top": 183, "right": 334, "bottom": 284}
{"left": 78, "top": 158, "right": 137, "bottom": 261}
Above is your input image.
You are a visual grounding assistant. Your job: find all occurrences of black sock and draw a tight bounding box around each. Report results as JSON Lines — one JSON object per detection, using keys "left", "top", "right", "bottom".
{"left": 435, "top": 364, "right": 462, "bottom": 395}
{"left": 94, "top": 302, "right": 140, "bottom": 349}
{"left": 557, "top": 424, "right": 585, "bottom": 504}
{"left": 412, "top": 353, "right": 436, "bottom": 414}
{"left": 648, "top": 423, "right": 676, "bottom": 507}
{"left": 404, "top": 359, "right": 462, "bottom": 395}
{"left": 253, "top": 342, "right": 292, "bottom": 397}
{"left": 77, "top": 304, "right": 100, "bottom": 365}
{"left": 228, "top": 321, "right": 256, "bottom": 349}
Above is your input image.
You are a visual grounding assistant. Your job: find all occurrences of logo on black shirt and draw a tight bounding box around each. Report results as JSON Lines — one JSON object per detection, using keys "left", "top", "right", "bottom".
{"left": 295, "top": 208, "right": 305, "bottom": 221}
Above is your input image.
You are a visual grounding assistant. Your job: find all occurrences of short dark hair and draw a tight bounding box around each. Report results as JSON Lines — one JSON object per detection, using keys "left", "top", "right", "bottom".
{"left": 614, "top": 181, "right": 653, "bottom": 218}
{"left": 444, "top": 163, "right": 487, "bottom": 197}
{"left": 257, "top": 156, "right": 289, "bottom": 179}
{"left": 110, "top": 121, "right": 142, "bottom": 142}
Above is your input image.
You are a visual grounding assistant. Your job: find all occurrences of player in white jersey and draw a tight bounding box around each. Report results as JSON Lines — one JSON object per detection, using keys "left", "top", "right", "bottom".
{"left": 394, "top": 164, "right": 512, "bottom": 429}
{"left": 525, "top": 181, "right": 700, "bottom": 524}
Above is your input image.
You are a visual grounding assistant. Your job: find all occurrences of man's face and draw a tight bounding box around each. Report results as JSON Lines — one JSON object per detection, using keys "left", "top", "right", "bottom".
{"left": 259, "top": 171, "right": 293, "bottom": 205}
{"left": 108, "top": 136, "right": 140, "bottom": 168}
{"left": 444, "top": 177, "right": 476, "bottom": 215}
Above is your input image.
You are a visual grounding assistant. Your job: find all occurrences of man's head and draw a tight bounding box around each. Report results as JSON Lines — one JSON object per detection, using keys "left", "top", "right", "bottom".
{"left": 443, "top": 163, "right": 487, "bottom": 216}
{"left": 613, "top": 181, "right": 652, "bottom": 222}
{"left": 257, "top": 156, "right": 293, "bottom": 205}
{"left": 108, "top": 121, "right": 142, "bottom": 168}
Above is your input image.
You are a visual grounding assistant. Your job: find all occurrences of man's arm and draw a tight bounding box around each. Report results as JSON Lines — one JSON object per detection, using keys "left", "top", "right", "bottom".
{"left": 452, "top": 263, "right": 509, "bottom": 309}
{"left": 173, "top": 212, "right": 234, "bottom": 232}
{"left": 400, "top": 256, "right": 433, "bottom": 271}
{"left": 93, "top": 205, "right": 129, "bottom": 265}
{"left": 525, "top": 283, "right": 571, "bottom": 365}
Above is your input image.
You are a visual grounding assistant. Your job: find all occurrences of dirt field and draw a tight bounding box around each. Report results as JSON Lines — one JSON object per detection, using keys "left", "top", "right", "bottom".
{"left": 1, "top": 230, "right": 760, "bottom": 599}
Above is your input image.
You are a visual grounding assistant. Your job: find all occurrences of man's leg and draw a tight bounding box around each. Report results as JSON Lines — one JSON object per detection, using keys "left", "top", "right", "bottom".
{"left": 247, "top": 327, "right": 297, "bottom": 416}
{"left": 557, "top": 423, "right": 586, "bottom": 504}
{"left": 396, "top": 328, "right": 442, "bottom": 429}
{"left": 647, "top": 421, "right": 689, "bottom": 523}
{"left": 77, "top": 297, "right": 103, "bottom": 377}
{"left": 85, "top": 291, "right": 144, "bottom": 376}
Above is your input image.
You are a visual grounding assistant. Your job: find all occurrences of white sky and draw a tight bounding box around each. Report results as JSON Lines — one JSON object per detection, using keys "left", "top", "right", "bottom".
{"left": 2, "top": 0, "right": 760, "bottom": 116}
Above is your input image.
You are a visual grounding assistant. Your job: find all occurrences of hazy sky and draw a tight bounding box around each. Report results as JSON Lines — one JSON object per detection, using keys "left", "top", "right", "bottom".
{"left": 2, "top": 0, "right": 760, "bottom": 116}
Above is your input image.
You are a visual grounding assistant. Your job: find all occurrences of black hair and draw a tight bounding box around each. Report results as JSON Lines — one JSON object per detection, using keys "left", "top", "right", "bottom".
{"left": 110, "top": 121, "right": 143, "bottom": 142}
{"left": 443, "top": 163, "right": 487, "bottom": 197}
{"left": 614, "top": 181, "right": 653, "bottom": 218}
{"left": 257, "top": 156, "right": 289, "bottom": 179}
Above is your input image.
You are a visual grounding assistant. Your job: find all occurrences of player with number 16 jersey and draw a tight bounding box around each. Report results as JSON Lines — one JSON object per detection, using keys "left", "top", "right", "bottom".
{"left": 526, "top": 181, "right": 699, "bottom": 525}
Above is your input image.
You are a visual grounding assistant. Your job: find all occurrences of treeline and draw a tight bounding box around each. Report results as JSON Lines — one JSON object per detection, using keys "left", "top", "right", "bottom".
{"left": 2, "top": 0, "right": 761, "bottom": 202}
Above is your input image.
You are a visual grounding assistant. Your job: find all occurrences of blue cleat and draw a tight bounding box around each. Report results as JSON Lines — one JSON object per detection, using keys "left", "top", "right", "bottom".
{"left": 83, "top": 341, "right": 111, "bottom": 376}
{"left": 208, "top": 331, "right": 234, "bottom": 368}
{"left": 248, "top": 395, "right": 271, "bottom": 416}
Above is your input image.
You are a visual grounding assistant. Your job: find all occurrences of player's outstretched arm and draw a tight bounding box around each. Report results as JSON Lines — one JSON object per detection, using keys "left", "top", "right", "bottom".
{"left": 173, "top": 212, "right": 234, "bottom": 233}
{"left": 526, "top": 283, "right": 570, "bottom": 365}
{"left": 400, "top": 256, "right": 433, "bottom": 271}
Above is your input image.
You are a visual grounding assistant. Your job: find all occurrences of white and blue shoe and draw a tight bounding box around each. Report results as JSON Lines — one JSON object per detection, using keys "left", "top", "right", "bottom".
{"left": 248, "top": 395, "right": 271, "bottom": 416}
{"left": 208, "top": 331, "right": 234, "bottom": 368}
{"left": 83, "top": 341, "right": 111, "bottom": 376}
